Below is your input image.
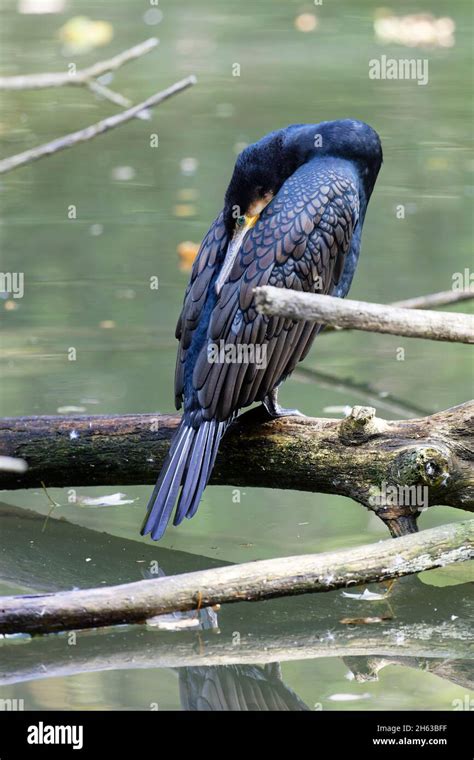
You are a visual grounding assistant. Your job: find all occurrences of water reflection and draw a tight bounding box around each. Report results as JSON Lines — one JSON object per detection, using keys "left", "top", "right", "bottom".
{"left": 0, "top": 505, "right": 472, "bottom": 709}
{"left": 178, "top": 664, "right": 309, "bottom": 711}
{"left": 1, "top": 0, "right": 472, "bottom": 710}
{"left": 145, "top": 567, "right": 310, "bottom": 711}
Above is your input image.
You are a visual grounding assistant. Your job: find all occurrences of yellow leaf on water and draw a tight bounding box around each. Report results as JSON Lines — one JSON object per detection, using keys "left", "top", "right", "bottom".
{"left": 58, "top": 16, "right": 114, "bottom": 53}
{"left": 173, "top": 204, "right": 196, "bottom": 218}
{"left": 177, "top": 189, "right": 198, "bottom": 202}
{"left": 177, "top": 241, "right": 200, "bottom": 272}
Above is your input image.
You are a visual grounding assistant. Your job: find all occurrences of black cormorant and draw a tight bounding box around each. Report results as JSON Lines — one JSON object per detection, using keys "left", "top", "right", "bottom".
{"left": 142, "top": 119, "right": 382, "bottom": 540}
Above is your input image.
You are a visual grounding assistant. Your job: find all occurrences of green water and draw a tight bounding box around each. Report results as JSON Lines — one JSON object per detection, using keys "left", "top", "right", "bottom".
{"left": 0, "top": 0, "right": 472, "bottom": 711}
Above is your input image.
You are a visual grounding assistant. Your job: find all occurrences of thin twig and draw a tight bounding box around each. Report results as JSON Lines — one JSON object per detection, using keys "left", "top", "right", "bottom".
{"left": 294, "top": 366, "right": 432, "bottom": 418}
{"left": 0, "top": 520, "right": 471, "bottom": 634}
{"left": 86, "top": 80, "right": 133, "bottom": 109}
{"left": 0, "top": 38, "right": 159, "bottom": 90}
{"left": 255, "top": 286, "right": 474, "bottom": 344}
{"left": 0, "top": 76, "right": 197, "bottom": 175}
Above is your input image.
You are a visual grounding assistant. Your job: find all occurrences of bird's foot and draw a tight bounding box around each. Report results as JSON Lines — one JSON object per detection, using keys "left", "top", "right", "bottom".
{"left": 263, "top": 390, "right": 305, "bottom": 419}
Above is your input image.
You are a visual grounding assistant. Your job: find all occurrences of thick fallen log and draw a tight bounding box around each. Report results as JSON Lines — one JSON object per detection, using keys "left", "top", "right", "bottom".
{"left": 254, "top": 286, "right": 474, "bottom": 344}
{"left": 0, "top": 402, "right": 472, "bottom": 536}
{"left": 0, "top": 519, "right": 472, "bottom": 634}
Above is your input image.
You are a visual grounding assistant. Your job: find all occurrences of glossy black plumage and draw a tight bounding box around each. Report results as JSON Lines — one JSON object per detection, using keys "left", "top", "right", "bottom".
{"left": 142, "top": 119, "right": 382, "bottom": 540}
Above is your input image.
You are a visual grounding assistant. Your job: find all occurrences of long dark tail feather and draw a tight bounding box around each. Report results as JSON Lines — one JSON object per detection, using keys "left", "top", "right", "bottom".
{"left": 187, "top": 420, "right": 227, "bottom": 519}
{"left": 141, "top": 416, "right": 228, "bottom": 541}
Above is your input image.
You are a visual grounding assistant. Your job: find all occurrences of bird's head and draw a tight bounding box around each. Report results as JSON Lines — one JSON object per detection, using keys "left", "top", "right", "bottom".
{"left": 223, "top": 120, "right": 382, "bottom": 239}
{"left": 223, "top": 130, "right": 299, "bottom": 237}
{"left": 284, "top": 119, "right": 383, "bottom": 202}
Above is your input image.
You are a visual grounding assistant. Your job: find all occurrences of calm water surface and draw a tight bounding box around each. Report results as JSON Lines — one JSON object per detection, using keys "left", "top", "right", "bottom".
{"left": 0, "top": 0, "right": 472, "bottom": 710}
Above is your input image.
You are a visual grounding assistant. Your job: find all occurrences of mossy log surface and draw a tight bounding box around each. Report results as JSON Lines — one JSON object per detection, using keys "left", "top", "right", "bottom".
{"left": 0, "top": 402, "right": 472, "bottom": 535}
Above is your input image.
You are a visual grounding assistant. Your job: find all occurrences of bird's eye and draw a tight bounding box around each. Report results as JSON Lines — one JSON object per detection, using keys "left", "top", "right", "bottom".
{"left": 236, "top": 215, "right": 245, "bottom": 226}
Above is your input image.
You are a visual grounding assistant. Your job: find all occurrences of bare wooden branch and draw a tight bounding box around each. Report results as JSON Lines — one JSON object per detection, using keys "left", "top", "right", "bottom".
{"left": 0, "top": 75, "right": 197, "bottom": 175}
{"left": 0, "top": 38, "right": 159, "bottom": 90}
{"left": 0, "top": 520, "right": 471, "bottom": 635}
{"left": 254, "top": 286, "right": 474, "bottom": 344}
{"left": 321, "top": 287, "right": 474, "bottom": 335}
{"left": 0, "top": 402, "right": 472, "bottom": 536}
{"left": 86, "top": 79, "right": 134, "bottom": 110}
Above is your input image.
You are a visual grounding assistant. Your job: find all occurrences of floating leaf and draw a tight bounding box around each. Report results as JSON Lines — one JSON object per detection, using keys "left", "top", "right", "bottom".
{"left": 177, "top": 240, "right": 200, "bottom": 271}
{"left": 419, "top": 561, "right": 474, "bottom": 588}
{"left": 59, "top": 16, "right": 114, "bottom": 54}
{"left": 173, "top": 203, "right": 196, "bottom": 218}
{"left": 340, "top": 615, "right": 393, "bottom": 624}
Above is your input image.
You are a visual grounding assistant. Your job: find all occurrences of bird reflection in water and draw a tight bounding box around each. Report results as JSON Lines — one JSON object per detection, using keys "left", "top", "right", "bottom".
{"left": 145, "top": 567, "right": 310, "bottom": 711}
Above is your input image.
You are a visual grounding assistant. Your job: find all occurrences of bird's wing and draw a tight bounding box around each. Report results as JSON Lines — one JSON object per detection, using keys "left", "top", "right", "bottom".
{"left": 192, "top": 161, "right": 359, "bottom": 421}
{"left": 174, "top": 213, "right": 228, "bottom": 408}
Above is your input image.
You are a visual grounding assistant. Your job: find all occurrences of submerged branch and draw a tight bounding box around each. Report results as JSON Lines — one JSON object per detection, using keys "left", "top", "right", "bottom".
{"left": 0, "top": 520, "right": 472, "bottom": 634}
{"left": 293, "top": 366, "right": 432, "bottom": 418}
{"left": 254, "top": 286, "right": 474, "bottom": 344}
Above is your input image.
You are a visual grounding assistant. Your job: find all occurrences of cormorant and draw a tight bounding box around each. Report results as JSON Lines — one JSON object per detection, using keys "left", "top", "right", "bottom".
{"left": 142, "top": 119, "right": 382, "bottom": 540}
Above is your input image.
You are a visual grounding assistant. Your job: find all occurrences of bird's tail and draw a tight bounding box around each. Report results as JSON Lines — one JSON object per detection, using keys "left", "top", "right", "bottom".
{"left": 141, "top": 415, "right": 228, "bottom": 541}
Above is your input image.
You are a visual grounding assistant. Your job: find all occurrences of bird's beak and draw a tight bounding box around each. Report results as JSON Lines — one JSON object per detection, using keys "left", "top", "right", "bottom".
{"left": 244, "top": 213, "right": 260, "bottom": 229}
{"left": 215, "top": 213, "right": 260, "bottom": 295}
